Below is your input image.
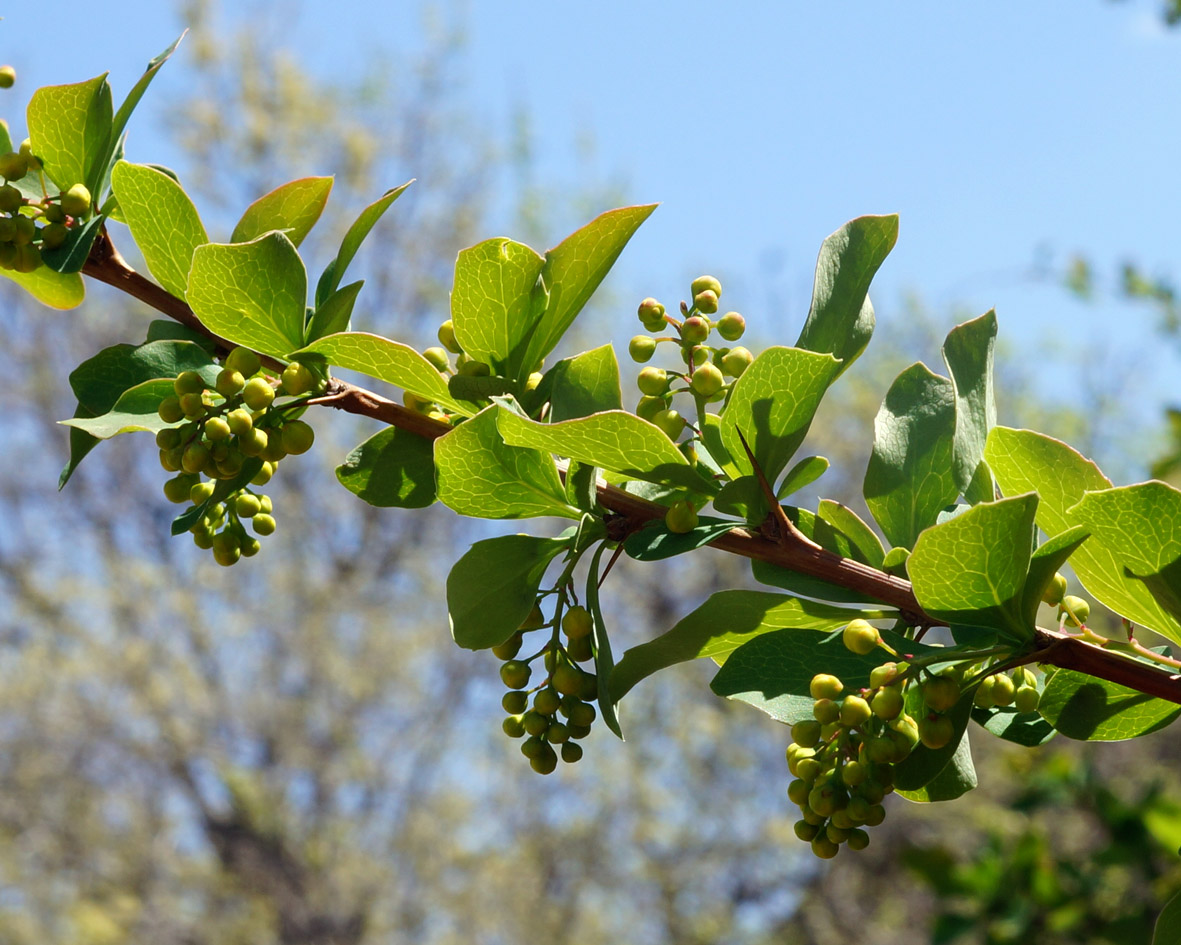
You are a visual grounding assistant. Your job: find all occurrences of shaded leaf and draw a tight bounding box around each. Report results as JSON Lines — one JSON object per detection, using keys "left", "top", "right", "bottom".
{"left": 776, "top": 455, "right": 829, "bottom": 500}
{"left": 1039, "top": 668, "right": 1181, "bottom": 740}
{"left": 942, "top": 310, "right": 997, "bottom": 499}
{"left": 586, "top": 542, "right": 623, "bottom": 738}
{"left": 547, "top": 344, "right": 622, "bottom": 422}
{"left": 622, "top": 517, "right": 736, "bottom": 561}
{"left": 336, "top": 426, "right": 436, "bottom": 508}
{"left": 816, "top": 499, "right": 886, "bottom": 568}
{"left": 315, "top": 181, "right": 412, "bottom": 306}
{"left": 305, "top": 279, "right": 363, "bottom": 343}
{"left": 60, "top": 378, "right": 180, "bottom": 438}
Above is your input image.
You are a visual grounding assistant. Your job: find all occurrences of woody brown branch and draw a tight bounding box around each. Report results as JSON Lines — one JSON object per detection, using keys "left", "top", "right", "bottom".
{"left": 81, "top": 236, "right": 1181, "bottom": 706}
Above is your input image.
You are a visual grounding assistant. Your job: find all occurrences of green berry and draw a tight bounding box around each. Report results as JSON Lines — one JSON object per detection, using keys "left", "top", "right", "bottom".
{"left": 502, "top": 691, "right": 528, "bottom": 714}
{"left": 562, "top": 606, "right": 593, "bottom": 640}
{"left": 1042, "top": 572, "right": 1068, "bottom": 606}
{"left": 534, "top": 688, "right": 562, "bottom": 715}
{"left": 242, "top": 377, "right": 275, "bottom": 411}
{"left": 234, "top": 493, "right": 262, "bottom": 518}
{"left": 40, "top": 201, "right": 63, "bottom": 223}
{"left": 162, "top": 475, "right": 194, "bottom": 503}
{"left": 871, "top": 687, "right": 904, "bottom": 721}
{"left": 665, "top": 499, "right": 698, "bottom": 534}
{"left": 60, "top": 183, "right": 91, "bottom": 218}
{"left": 847, "top": 829, "right": 870, "bottom": 851}
{"left": 568, "top": 700, "right": 597, "bottom": 727}
{"left": 522, "top": 710, "right": 549, "bottom": 737}
{"left": 690, "top": 345, "right": 710, "bottom": 366}
{"left": 181, "top": 442, "right": 209, "bottom": 474}
{"left": 635, "top": 395, "right": 669, "bottom": 422}
{"left": 530, "top": 746, "right": 559, "bottom": 775}
{"left": 519, "top": 603, "right": 546, "bottom": 630}
{"left": 216, "top": 368, "right": 246, "bottom": 398}
{"left": 205, "top": 417, "right": 232, "bottom": 441}
{"left": 156, "top": 428, "right": 181, "bottom": 450}
{"left": 690, "top": 275, "right": 722, "bottom": 298}
{"left": 1059, "top": 595, "right": 1090, "bottom": 627}
{"left": 990, "top": 672, "right": 1016, "bottom": 707}
{"left": 693, "top": 289, "right": 719, "bottom": 315}
{"left": 650, "top": 408, "right": 685, "bottom": 440}
{"left": 689, "top": 362, "right": 724, "bottom": 396}
{"left": 174, "top": 371, "right": 205, "bottom": 397}
{"left": 211, "top": 532, "right": 241, "bottom": 567}
{"left": 918, "top": 714, "right": 954, "bottom": 750}
{"left": 39, "top": 221, "right": 68, "bottom": 249}
{"left": 491, "top": 633, "right": 523, "bottom": 661}
{"left": 252, "top": 514, "right": 277, "bottom": 536}
{"left": 189, "top": 480, "right": 215, "bottom": 505}
{"left": 560, "top": 742, "right": 584, "bottom": 764}
{"left": 520, "top": 736, "right": 545, "bottom": 759}
{"left": 238, "top": 427, "right": 268, "bottom": 457}
{"left": 225, "top": 347, "right": 261, "bottom": 377}
{"left": 0, "top": 151, "right": 27, "bottom": 181}
{"left": 502, "top": 716, "right": 526, "bottom": 738}
{"left": 681, "top": 315, "right": 710, "bottom": 344}
{"left": 500, "top": 660, "right": 531, "bottom": 690}
{"left": 840, "top": 695, "right": 872, "bottom": 728}
{"left": 809, "top": 674, "right": 844, "bottom": 700}
{"left": 637, "top": 297, "right": 665, "bottom": 325}
{"left": 973, "top": 674, "right": 996, "bottom": 708}
{"left": 458, "top": 359, "right": 491, "bottom": 377}
{"left": 281, "top": 420, "right": 315, "bottom": 455}
{"left": 1013, "top": 685, "right": 1041, "bottom": 714}
{"left": 636, "top": 366, "right": 669, "bottom": 396}
{"left": 12, "top": 243, "right": 40, "bottom": 272}
{"left": 716, "top": 311, "right": 745, "bottom": 341}
{"left": 566, "top": 634, "right": 593, "bottom": 663}
{"left": 842, "top": 619, "right": 881, "bottom": 655}
{"left": 0, "top": 66, "right": 15, "bottom": 89}
{"left": 260, "top": 436, "right": 287, "bottom": 463}
{"left": 812, "top": 698, "right": 840, "bottom": 724}
{"left": 628, "top": 335, "right": 657, "bottom": 363}
{"left": 719, "top": 346, "right": 754, "bottom": 378}
{"left": 423, "top": 346, "right": 450, "bottom": 371}
{"left": 922, "top": 676, "right": 961, "bottom": 713}
{"left": 551, "top": 662, "right": 583, "bottom": 697}
{"left": 788, "top": 779, "right": 811, "bottom": 806}
{"left": 0, "top": 184, "right": 21, "bottom": 213}
{"left": 280, "top": 361, "right": 317, "bottom": 395}
{"left": 158, "top": 396, "right": 185, "bottom": 424}
{"left": 437, "top": 319, "right": 462, "bottom": 354}
{"left": 226, "top": 408, "right": 253, "bottom": 435}
{"left": 11, "top": 215, "right": 34, "bottom": 246}
{"left": 790, "top": 719, "right": 822, "bottom": 747}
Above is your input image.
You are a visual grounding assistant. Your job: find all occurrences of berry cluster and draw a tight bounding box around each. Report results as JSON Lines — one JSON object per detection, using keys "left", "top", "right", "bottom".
{"left": 156, "top": 347, "right": 320, "bottom": 565}
{"left": 495, "top": 603, "right": 600, "bottom": 774}
{"left": 0, "top": 137, "right": 91, "bottom": 274}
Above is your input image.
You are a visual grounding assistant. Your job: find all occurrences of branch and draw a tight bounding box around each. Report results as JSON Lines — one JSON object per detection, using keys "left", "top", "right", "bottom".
{"left": 79, "top": 235, "right": 1181, "bottom": 706}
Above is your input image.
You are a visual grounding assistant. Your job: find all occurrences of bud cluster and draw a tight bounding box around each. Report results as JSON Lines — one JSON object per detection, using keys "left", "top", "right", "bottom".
{"left": 495, "top": 603, "right": 600, "bottom": 774}
{"left": 156, "top": 347, "right": 321, "bottom": 565}
{"left": 0, "top": 137, "right": 91, "bottom": 274}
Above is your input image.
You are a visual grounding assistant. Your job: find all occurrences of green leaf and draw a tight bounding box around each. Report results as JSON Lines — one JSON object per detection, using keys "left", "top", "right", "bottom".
{"left": 894, "top": 687, "right": 977, "bottom": 798}
{"left": 231, "top": 176, "right": 334, "bottom": 247}
{"left": 335, "top": 426, "right": 436, "bottom": 508}
{"left": 908, "top": 494, "right": 1039, "bottom": 641}
{"left": 942, "top": 310, "right": 997, "bottom": 500}
{"left": 298, "top": 330, "right": 475, "bottom": 417}
{"left": 447, "top": 534, "right": 569, "bottom": 650}
{"left": 59, "top": 407, "right": 99, "bottom": 490}
{"left": 68, "top": 340, "right": 217, "bottom": 416}
{"left": 1153, "top": 888, "right": 1181, "bottom": 945}
{"left": 1038, "top": 668, "right": 1181, "bottom": 740}
{"left": 1069, "top": 482, "right": 1181, "bottom": 644}
{"left": 518, "top": 204, "right": 657, "bottom": 378}
{"left": 863, "top": 362, "right": 958, "bottom": 549}
{"left": 776, "top": 455, "right": 829, "bottom": 500}
{"left": 700, "top": 413, "right": 741, "bottom": 480}
{"left": 612, "top": 593, "right": 894, "bottom": 705}
{"left": 586, "top": 542, "right": 623, "bottom": 739}
{"left": 719, "top": 346, "right": 840, "bottom": 487}
{"left": 0, "top": 264, "right": 85, "bottom": 309}
{"left": 985, "top": 427, "right": 1181, "bottom": 642}
{"left": 795, "top": 214, "right": 899, "bottom": 376}
{"left": 435, "top": 406, "right": 578, "bottom": 520}
{"left": 707, "top": 625, "right": 936, "bottom": 724}
{"left": 315, "top": 181, "right": 412, "bottom": 307}
{"left": 110, "top": 161, "right": 208, "bottom": 299}
{"left": 1021, "top": 525, "right": 1090, "bottom": 628}
{"left": 60, "top": 378, "right": 179, "bottom": 438}
{"left": 547, "top": 344, "right": 622, "bottom": 422}
{"left": 450, "top": 237, "right": 546, "bottom": 377}
{"left": 305, "top": 279, "right": 363, "bottom": 343}
{"left": 40, "top": 213, "right": 105, "bottom": 274}
{"left": 145, "top": 319, "right": 217, "bottom": 352}
{"left": 622, "top": 517, "right": 736, "bottom": 561}
{"left": 971, "top": 701, "right": 1056, "bottom": 747}
{"left": 564, "top": 462, "right": 599, "bottom": 513}
{"left": 496, "top": 407, "right": 715, "bottom": 494}
{"left": 816, "top": 499, "right": 886, "bottom": 568}
{"left": 187, "top": 232, "right": 307, "bottom": 358}
{"left": 27, "top": 74, "right": 112, "bottom": 192}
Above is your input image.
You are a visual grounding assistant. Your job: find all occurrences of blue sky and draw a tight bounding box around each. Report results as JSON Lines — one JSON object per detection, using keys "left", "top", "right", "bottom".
{"left": 4, "top": 1, "right": 1179, "bottom": 458}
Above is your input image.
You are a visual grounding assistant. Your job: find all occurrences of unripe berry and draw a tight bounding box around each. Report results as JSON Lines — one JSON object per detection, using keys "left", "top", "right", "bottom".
{"left": 60, "top": 183, "right": 91, "bottom": 218}
{"left": 691, "top": 275, "right": 722, "bottom": 299}
{"left": 242, "top": 377, "right": 275, "bottom": 411}
{"left": 690, "top": 362, "right": 724, "bottom": 396}
{"left": 204, "top": 417, "right": 232, "bottom": 441}
{"left": 628, "top": 335, "right": 657, "bottom": 363}
{"left": 282, "top": 361, "right": 318, "bottom": 395}
{"left": 793, "top": 819, "right": 820, "bottom": 842}
{"left": 500, "top": 659, "right": 531, "bottom": 690}
{"left": 973, "top": 674, "right": 996, "bottom": 708}
{"left": 39, "top": 222, "right": 68, "bottom": 249}
{"left": 810, "top": 674, "right": 844, "bottom": 700}
{"left": 225, "top": 346, "right": 261, "bottom": 377}
{"left": 158, "top": 396, "right": 185, "bottom": 424}
{"left": 238, "top": 427, "right": 268, "bottom": 457}
{"left": 551, "top": 662, "right": 584, "bottom": 696}
{"left": 0, "top": 66, "right": 14, "bottom": 89}
{"left": 636, "top": 366, "right": 668, "bottom": 396}
{"left": 189, "top": 480, "right": 215, "bottom": 505}
{"left": 812, "top": 698, "right": 840, "bottom": 724}
{"left": 840, "top": 695, "right": 872, "bottom": 727}
{"left": 1042, "top": 572, "right": 1068, "bottom": 606}
{"left": 847, "top": 829, "right": 870, "bottom": 851}
{"left": 437, "top": 319, "right": 462, "bottom": 354}
{"left": 519, "top": 603, "right": 546, "bottom": 630}
{"left": 502, "top": 690, "right": 528, "bottom": 714}
{"left": 916, "top": 714, "right": 953, "bottom": 750}
{"left": 651, "top": 408, "right": 685, "bottom": 440}
{"left": 716, "top": 311, "right": 745, "bottom": 341}
{"left": 260, "top": 436, "right": 287, "bottom": 463}
{"left": 790, "top": 719, "right": 822, "bottom": 747}
{"left": 922, "top": 676, "right": 961, "bottom": 713}
{"left": 841, "top": 760, "right": 867, "bottom": 788}
{"left": 990, "top": 672, "right": 1015, "bottom": 707}
{"left": 562, "top": 606, "right": 593, "bottom": 640}
{"left": 251, "top": 462, "right": 275, "bottom": 486}
{"left": 226, "top": 408, "right": 253, "bottom": 435}
{"left": 234, "top": 493, "right": 262, "bottom": 518}
{"left": 1059, "top": 595, "right": 1090, "bottom": 627}
{"left": 560, "top": 741, "right": 584, "bottom": 764}
{"left": 422, "top": 346, "right": 450, "bottom": 371}
{"left": 720, "top": 346, "right": 754, "bottom": 378}
{"left": 12, "top": 243, "right": 40, "bottom": 272}
{"left": 281, "top": 420, "right": 315, "bottom": 455}
{"left": 530, "top": 747, "right": 558, "bottom": 775}
{"left": 0, "top": 151, "right": 27, "bottom": 181}
{"left": 665, "top": 499, "right": 699, "bottom": 534}
{"left": 534, "top": 687, "right": 562, "bottom": 715}
{"left": 491, "top": 632, "right": 523, "bottom": 661}
{"left": 522, "top": 710, "right": 549, "bottom": 736}
{"left": 693, "top": 289, "right": 719, "bottom": 314}
{"left": 690, "top": 345, "right": 710, "bottom": 366}
{"left": 252, "top": 513, "right": 277, "bottom": 536}
{"left": 174, "top": 371, "right": 205, "bottom": 396}
{"left": 520, "top": 736, "right": 545, "bottom": 759}
{"left": 568, "top": 700, "right": 597, "bottom": 727}
{"left": 258, "top": 494, "right": 273, "bottom": 514}
{"left": 0, "top": 184, "right": 21, "bottom": 214}
{"left": 156, "top": 427, "right": 181, "bottom": 450}
{"left": 216, "top": 368, "right": 246, "bottom": 398}
{"left": 681, "top": 315, "right": 710, "bottom": 344}
{"left": 635, "top": 394, "right": 669, "bottom": 422}
{"left": 637, "top": 297, "right": 665, "bottom": 325}
{"left": 842, "top": 619, "right": 881, "bottom": 655}
{"left": 162, "top": 475, "right": 194, "bottom": 503}
{"left": 890, "top": 713, "right": 920, "bottom": 751}
{"left": 502, "top": 715, "right": 526, "bottom": 738}
{"left": 871, "top": 687, "right": 904, "bottom": 720}
{"left": 211, "top": 532, "right": 241, "bottom": 567}
{"left": 193, "top": 530, "right": 215, "bottom": 550}
{"left": 181, "top": 442, "right": 209, "bottom": 474}
{"left": 40, "top": 201, "right": 63, "bottom": 224}
{"left": 1013, "top": 685, "right": 1041, "bottom": 714}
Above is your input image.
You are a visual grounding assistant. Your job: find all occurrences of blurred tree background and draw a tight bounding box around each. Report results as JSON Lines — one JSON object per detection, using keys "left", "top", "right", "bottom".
{"left": 1, "top": 2, "right": 1180, "bottom": 944}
